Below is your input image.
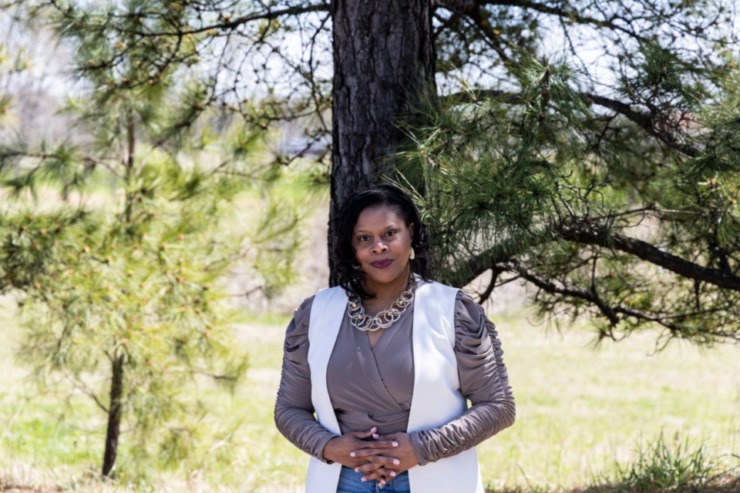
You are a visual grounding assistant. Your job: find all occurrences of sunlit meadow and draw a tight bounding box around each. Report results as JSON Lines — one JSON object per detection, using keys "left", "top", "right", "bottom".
{"left": 1, "top": 193, "right": 738, "bottom": 492}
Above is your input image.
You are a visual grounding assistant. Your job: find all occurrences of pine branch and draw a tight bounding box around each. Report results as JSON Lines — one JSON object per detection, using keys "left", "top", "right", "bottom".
{"left": 67, "top": 373, "right": 109, "bottom": 414}
{"left": 439, "top": 89, "right": 702, "bottom": 157}
{"left": 498, "top": 260, "right": 707, "bottom": 336}
{"left": 439, "top": 233, "right": 552, "bottom": 287}
{"left": 439, "top": 0, "right": 644, "bottom": 40}
{"left": 52, "top": 2, "right": 333, "bottom": 38}
{"left": 0, "top": 149, "right": 123, "bottom": 179}
{"left": 555, "top": 224, "right": 740, "bottom": 291}
{"left": 478, "top": 267, "right": 501, "bottom": 304}
{"left": 444, "top": 215, "right": 739, "bottom": 296}
{"left": 452, "top": 3, "right": 514, "bottom": 66}
{"left": 584, "top": 92, "right": 700, "bottom": 158}
{"left": 499, "top": 260, "right": 620, "bottom": 326}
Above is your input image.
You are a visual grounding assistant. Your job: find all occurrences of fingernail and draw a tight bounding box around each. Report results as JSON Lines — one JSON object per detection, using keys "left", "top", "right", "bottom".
{"left": 390, "top": 471, "right": 397, "bottom": 477}
{"left": 372, "top": 433, "right": 380, "bottom": 439}
{"left": 361, "top": 477, "right": 367, "bottom": 482}
{"left": 354, "top": 467, "right": 360, "bottom": 473}
{"left": 393, "top": 459, "right": 400, "bottom": 465}
{"left": 392, "top": 441, "right": 398, "bottom": 447}
{"left": 350, "top": 452, "right": 356, "bottom": 457}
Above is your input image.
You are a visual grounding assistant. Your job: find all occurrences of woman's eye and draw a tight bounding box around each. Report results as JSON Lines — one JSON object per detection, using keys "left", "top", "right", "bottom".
{"left": 357, "top": 235, "right": 370, "bottom": 242}
{"left": 386, "top": 230, "right": 397, "bottom": 237}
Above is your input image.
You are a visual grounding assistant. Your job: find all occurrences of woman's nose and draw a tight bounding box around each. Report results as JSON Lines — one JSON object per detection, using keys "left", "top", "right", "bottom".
{"left": 371, "top": 239, "right": 388, "bottom": 252}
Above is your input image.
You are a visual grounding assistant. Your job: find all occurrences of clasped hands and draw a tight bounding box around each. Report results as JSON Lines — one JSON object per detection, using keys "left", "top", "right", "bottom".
{"left": 322, "top": 426, "right": 419, "bottom": 487}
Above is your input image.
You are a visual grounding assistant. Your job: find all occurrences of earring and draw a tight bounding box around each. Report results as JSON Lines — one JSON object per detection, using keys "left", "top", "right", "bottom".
{"left": 352, "top": 262, "right": 362, "bottom": 270}
{"left": 409, "top": 247, "right": 415, "bottom": 260}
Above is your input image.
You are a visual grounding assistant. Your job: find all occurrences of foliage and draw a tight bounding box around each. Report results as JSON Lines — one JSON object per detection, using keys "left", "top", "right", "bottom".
{"left": 0, "top": 0, "right": 302, "bottom": 480}
{"left": 3, "top": 194, "right": 247, "bottom": 477}
{"left": 12, "top": 0, "right": 734, "bottom": 345}
{"left": 612, "top": 434, "right": 716, "bottom": 491}
{"left": 591, "top": 432, "right": 738, "bottom": 492}
{"left": 393, "top": 49, "right": 739, "bottom": 345}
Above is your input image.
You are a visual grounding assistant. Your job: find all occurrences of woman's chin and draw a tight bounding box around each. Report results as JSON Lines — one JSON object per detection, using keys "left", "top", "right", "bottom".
{"left": 364, "top": 271, "right": 410, "bottom": 292}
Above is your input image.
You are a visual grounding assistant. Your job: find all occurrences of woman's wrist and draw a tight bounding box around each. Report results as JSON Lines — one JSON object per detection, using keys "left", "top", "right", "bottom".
{"left": 320, "top": 436, "right": 339, "bottom": 464}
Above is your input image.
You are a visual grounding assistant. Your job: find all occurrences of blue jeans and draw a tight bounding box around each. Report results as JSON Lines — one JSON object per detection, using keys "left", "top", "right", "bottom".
{"left": 337, "top": 466, "right": 410, "bottom": 493}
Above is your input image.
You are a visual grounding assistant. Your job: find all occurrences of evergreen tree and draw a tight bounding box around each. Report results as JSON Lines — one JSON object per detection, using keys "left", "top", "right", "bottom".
{"left": 0, "top": 0, "right": 301, "bottom": 478}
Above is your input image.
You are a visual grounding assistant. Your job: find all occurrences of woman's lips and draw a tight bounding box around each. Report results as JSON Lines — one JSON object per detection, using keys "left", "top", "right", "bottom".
{"left": 370, "top": 259, "right": 393, "bottom": 269}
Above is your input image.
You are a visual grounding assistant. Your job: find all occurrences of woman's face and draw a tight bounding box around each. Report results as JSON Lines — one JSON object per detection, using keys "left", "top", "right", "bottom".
{"left": 352, "top": 204, "right": 414, "bottom": 297}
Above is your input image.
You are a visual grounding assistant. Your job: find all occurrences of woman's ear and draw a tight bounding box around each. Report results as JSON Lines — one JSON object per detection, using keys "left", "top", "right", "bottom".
{"left": 408, "top": 223, "right": 415, "bottom": 240}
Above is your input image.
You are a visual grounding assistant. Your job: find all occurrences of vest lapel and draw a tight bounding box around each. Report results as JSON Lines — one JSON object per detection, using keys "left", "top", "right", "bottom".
{"left": 307, "top": 286, "right": 347, "bottom": 435}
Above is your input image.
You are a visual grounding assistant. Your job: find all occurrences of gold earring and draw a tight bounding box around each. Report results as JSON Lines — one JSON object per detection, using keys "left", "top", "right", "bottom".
{"left": 409, "top": 247, "right": 415, "bottom": 260}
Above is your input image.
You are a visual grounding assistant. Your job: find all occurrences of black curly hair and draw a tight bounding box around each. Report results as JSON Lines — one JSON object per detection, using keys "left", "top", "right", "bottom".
{"left": 333, "top": 184, "right": 432, "bottom": 299}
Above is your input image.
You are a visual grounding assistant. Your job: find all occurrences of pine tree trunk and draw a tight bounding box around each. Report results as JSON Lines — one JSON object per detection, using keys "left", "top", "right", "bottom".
{"left": 102, "top": 355, "right": 124, "bottom": 477}
{"left": 328, "top": 0, "right": 435, "bottom": 283}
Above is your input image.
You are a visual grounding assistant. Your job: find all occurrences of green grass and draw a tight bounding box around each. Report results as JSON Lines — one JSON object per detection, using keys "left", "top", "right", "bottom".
{"left": 602, "top": 432, "right": 722, "bottom": 490}
{"left": 485, "top": 314, "right": 739, "bottom": 491}
{"left": 1, "top": 296, "right": 738, "bottom": 492}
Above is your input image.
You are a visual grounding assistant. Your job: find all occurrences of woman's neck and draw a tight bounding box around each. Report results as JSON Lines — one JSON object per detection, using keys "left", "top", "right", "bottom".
{"left": 362, "top": 272, "right": 412, "bottom": 314}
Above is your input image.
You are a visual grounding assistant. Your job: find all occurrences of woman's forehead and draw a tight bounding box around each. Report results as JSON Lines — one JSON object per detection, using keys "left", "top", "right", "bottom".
{"left": 354, "top": 204, "right": 405, "bottom": 229}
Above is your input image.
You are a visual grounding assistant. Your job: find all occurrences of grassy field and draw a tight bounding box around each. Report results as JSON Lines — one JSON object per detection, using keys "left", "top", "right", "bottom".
{"left": 1, "top": 295, "right": 738, "bottom": 492}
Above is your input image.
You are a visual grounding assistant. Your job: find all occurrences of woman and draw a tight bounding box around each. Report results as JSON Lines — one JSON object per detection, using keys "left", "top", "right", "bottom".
{"left": 275, "top": 184, "right": 515, "bottom": 493}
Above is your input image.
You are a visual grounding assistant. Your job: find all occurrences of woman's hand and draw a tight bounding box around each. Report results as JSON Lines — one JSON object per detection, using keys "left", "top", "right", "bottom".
{"left": 322, "top": 427, "right": 400, "bottom": 470}
{"left": 351, "top": 432, "right": 419, "bottom": 486}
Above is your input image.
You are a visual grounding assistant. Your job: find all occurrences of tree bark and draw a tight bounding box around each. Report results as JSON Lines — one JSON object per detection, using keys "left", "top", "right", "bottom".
{"left": 328, "top": 0, "right": 436, "bottom": 283}
{"left": 102, "top": 354, "right": 124, "bottom": 477}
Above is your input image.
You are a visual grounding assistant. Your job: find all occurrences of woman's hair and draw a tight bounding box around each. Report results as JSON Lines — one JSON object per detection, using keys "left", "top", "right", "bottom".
{"left": 333, "top": 183, "right": 432, "bottom": 298}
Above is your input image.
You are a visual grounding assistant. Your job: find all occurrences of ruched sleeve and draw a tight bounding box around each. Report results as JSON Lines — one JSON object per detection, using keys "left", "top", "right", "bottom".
{"left": 274, "top": 296, "right": 338, "bottom": 462}
{"left": 409, "top": 292, "right": 516, "bottom": 465}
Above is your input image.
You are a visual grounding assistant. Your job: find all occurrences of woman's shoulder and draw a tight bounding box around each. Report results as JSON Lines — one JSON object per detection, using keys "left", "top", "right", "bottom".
{"left": 292, "top": 293, "right": 318, "bottom": 325}
{"left": 291, "top": 285, "right": 347, "bottom": 326}
{"left": 454, "top": 288, "right": 480, "bottom": 307}
{"left": 285, "top": 286, "right": 349, "bottom": 345}
{"left": 420, "top": 280, "right": 478, "bottom": 304}
{"left": 418, "top": 278, "right": 460, "bottom": 297}
{"left": 417, "top": 280, "right": 487, "bottom": 329}
{"left": 283, "top": 293, "right": 318, "bottom": 352}
{"left": 448, "top": 289, "right": 493, "bottom": 341}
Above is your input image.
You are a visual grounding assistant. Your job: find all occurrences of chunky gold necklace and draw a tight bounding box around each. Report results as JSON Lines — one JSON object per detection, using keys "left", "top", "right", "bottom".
{"left": 347, "top": 278, "right": 417, "bottom": 332}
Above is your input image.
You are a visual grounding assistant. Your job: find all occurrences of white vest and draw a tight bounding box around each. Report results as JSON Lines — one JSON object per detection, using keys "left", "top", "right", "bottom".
{"left": 306, "top": 281, "right": 484, "bottom": 493}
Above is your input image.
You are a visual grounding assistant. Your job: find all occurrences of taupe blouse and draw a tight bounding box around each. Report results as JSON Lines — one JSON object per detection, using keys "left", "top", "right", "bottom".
{"left": 274, "top": 289, "right": 515, "bottom": 466}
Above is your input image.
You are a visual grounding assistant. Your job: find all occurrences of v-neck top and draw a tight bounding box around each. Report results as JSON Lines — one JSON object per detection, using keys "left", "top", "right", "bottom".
{"left": 274, "top": 288, "right": 515, "bottom": 466}
{"left": 326, "top": 303, "right": 415, "bottom": 435}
